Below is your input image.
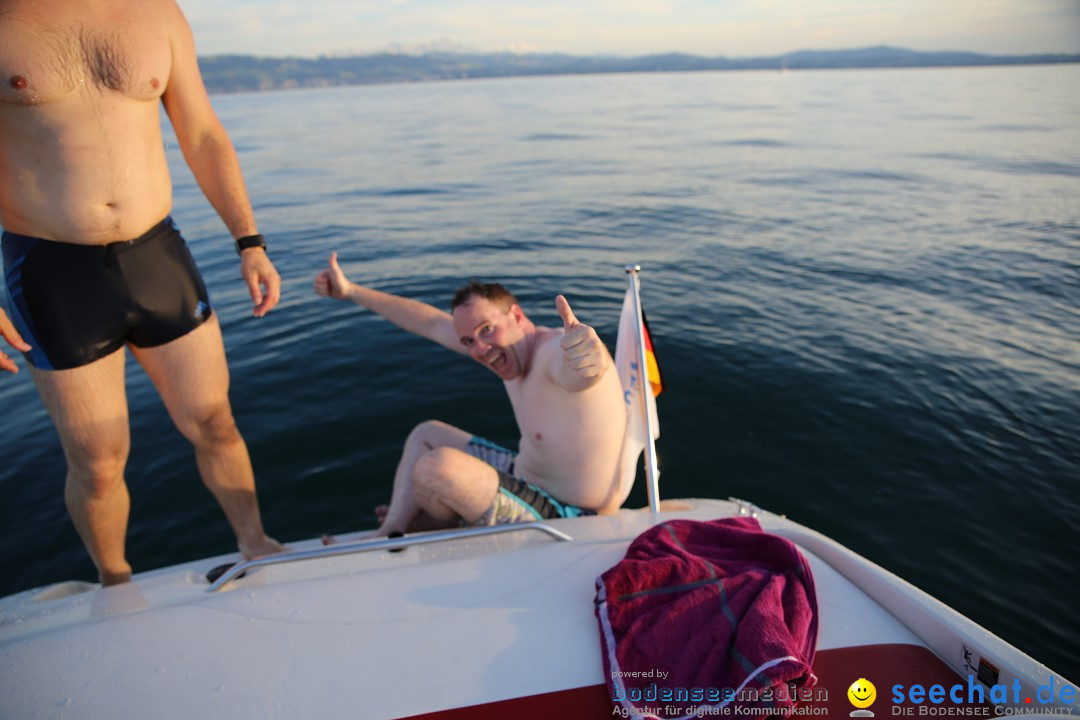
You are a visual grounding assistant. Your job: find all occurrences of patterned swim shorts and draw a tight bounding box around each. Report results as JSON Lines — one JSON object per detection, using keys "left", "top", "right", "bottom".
{"left": 464, "top": 436, "right": 596, "bottom": 525}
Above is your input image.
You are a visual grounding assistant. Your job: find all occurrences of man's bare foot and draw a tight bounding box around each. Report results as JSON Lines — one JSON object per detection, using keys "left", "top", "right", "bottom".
{"left": 239, "top": 535, "right": 287, "bottom": 560}
{"left": 321, "top": 534, "right": 338, "bottom": 546}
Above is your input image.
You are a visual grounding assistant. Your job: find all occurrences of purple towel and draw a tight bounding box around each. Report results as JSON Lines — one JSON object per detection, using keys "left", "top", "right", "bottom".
{"left": 595, "top": 517, "right": 818, "bottom": 719}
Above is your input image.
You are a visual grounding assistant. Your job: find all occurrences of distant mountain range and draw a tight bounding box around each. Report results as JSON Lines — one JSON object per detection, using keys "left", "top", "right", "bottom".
{"left": 198, "top": 45, "right": 1080, "bottom": 94}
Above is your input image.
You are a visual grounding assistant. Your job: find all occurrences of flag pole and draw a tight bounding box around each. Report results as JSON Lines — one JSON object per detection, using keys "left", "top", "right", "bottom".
{"left": 625, "top": 264, "right": 661, "bottom": 513}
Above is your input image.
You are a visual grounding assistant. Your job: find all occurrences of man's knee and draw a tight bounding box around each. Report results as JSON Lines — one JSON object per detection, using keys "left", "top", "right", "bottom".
{"left": 411, "top": 448, "right": 472, "bottom": 520}
{"left": 413, "top": 447, "right": 459, "bottom": 493}
{"left": 178, "top": 401, "right": 242, "bottom": 448}
{"left": 413, "top": 448, "right": 498, "bottom": 523}
{"left": 66, "top": 451, "right": 127, "bottom": 499}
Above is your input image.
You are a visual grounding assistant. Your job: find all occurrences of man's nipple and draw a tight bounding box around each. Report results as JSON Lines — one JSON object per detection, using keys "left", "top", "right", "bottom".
{"left": 10, "top": 75, "right": 27, "bottom": 90}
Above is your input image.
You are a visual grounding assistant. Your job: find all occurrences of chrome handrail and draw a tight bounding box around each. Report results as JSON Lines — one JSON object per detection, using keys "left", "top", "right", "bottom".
{"left": 206, "top": 523, "right": 574, "bottom": 592}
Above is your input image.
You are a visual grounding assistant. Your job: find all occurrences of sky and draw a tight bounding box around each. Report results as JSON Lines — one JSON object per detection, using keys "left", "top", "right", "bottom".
{"left": 180, "top": 0, "right": 1080, "bottom": 59}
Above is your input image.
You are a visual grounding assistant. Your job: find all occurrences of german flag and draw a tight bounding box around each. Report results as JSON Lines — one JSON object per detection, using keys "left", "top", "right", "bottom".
{"left": 640, "top": 310, "right": 663, "bottom": 397}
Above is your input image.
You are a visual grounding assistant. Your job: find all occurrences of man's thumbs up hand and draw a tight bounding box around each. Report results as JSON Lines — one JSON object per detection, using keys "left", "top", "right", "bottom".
{"left": 556, "top": 295, "right": 606, "bottom": 382}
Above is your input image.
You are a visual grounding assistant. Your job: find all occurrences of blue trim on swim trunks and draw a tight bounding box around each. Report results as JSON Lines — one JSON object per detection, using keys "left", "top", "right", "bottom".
{"left": 468, "top": 436, "right": 515, "bottom": 454}
{"left": 522, "top": 479, "right": 596, "bottom": 519}
{"left": 1, "top": 231, "right": 52, "bottom": 370}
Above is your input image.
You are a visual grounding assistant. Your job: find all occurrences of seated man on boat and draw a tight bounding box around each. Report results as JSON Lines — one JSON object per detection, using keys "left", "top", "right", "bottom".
{"left": 314, "top": 253, "right": 628, "bottom": 534}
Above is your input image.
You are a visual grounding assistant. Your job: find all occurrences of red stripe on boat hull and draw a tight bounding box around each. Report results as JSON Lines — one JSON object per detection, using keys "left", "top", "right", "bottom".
{"left": 398, "top": 644, "right": 984, "bottom": 719}
{"left": 397, "top": 683, "right": 611, "bottom": 719}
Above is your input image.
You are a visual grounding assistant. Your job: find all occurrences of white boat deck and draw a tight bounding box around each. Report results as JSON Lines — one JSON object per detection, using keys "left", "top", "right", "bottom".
{"left": 0, "top": 499, "right": 1072, "bottom": 719}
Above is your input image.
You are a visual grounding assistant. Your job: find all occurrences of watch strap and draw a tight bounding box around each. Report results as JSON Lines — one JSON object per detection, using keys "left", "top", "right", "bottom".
{"left": 235, "top": 234, "right": 267, "bottom": 255}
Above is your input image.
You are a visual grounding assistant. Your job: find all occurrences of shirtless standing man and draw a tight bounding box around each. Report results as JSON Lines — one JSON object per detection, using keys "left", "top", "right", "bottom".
{"left": 0, "top": 0, "right": 283, "bottom": 585}
{"left": 315, "top": 253, "right": 629, "bottom": 534}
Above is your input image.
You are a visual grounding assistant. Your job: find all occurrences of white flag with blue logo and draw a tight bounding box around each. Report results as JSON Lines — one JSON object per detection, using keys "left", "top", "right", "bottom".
{"left": 615, "top": 286, "right": 660, "bottom": 494}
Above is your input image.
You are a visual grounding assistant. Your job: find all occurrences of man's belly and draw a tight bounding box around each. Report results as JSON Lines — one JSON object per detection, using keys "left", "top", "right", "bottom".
{"left": 0, "top": 111, "right": 174, "bottom": 243}
{"left": 0, "top": 183, "right": 174, "bottom": 245}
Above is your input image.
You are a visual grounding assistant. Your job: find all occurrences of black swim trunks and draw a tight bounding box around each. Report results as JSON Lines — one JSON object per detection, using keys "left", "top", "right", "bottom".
{"left": 2, "top": 216, "right": 212, "bottom": 370}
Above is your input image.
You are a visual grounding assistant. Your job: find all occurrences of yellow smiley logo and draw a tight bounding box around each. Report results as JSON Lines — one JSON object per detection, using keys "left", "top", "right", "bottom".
{"left": 848, "top": 678, "right": 877, "bottom": 709}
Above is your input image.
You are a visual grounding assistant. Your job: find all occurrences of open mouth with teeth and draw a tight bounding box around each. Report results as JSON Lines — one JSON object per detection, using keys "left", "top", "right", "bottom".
{"left": 485, "top": 350, "right": 508, "bottom": 371}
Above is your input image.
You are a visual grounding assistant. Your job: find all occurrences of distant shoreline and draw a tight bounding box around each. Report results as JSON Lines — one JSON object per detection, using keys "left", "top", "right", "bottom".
{"left": 198, "top": 44, "right": 1080, "bottom": 94}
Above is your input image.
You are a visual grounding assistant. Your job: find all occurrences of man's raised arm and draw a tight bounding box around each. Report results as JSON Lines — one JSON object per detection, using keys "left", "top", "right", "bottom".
{"left": 314, "top": 252, "right": 464, "bottom": 353}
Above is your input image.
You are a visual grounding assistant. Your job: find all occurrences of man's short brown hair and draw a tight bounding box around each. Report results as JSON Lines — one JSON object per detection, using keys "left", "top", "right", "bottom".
{"left": 451, "top": 280, "right": 519, "bottom": 311}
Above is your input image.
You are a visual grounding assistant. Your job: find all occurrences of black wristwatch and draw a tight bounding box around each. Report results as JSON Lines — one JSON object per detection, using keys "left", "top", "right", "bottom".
{"left": 235, "top": 233, "right": 267, "bottom": 255}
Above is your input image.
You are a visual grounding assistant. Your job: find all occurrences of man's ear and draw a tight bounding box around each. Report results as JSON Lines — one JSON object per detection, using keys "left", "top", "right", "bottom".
{"left": 508, "top": 303, "right": 526, "bottom": 324}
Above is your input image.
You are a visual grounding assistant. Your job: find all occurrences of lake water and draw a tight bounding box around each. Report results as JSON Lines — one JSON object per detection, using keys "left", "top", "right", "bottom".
{"left": 1, "top": 65, "right": 1077, "bottom": 681}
